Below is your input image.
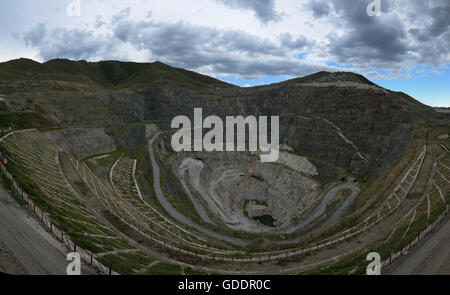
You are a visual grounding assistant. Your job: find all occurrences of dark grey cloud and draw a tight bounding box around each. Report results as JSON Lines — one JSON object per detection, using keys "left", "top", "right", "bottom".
{"left": 429, "top": 5, "right": 450, "bottom": 36}
{"left": 111, "top": 19, "right": 314, "bottom": 77}
{"left": 316, "top": 0, "right": 450, "bottom": 70}
{"left": 24, "top": 17, "right": 319, "bottom": 79}
{"left": 279, "top": 33, "right": 309, "bottom": 49}
{"left": 408, "top": 2, "right": 450, "bottom": 37}
{"left": 403, "top": 0, "right": 450, "bottom": 66}
{"left": 328, "top": 14, "right": 408, "bottom": 64}
{"left": 24, "top": 23, "right": 116, "bottom": 61}
{"left": 304, "top": 0, "right": 331, "bottom": 18}
{"left": 113, "top": 19, "right": 309, "bottom": 57}
{"left": 323, "top": 0, "right": 409, "bottom": 68}
{"left": 215, "top": 0, "right": 281, "bottom": 24}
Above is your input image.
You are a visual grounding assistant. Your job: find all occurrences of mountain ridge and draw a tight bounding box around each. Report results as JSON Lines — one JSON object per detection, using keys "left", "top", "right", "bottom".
{"left": 0, "top": 57, "right": 382, "bottom": 91}
{"left": 0, "top": 58, "right": 235, "bottom": 89}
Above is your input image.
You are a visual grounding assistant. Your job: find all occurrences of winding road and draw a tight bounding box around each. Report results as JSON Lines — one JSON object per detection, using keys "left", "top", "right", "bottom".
{"left": 148, "top": 133, "right": 249, "bottom": 246}
{"left": 178, "top": 158, "right": 215, "bottom": 224}
{"left": 275, "top": 183, "right": 360, "bottom": 245}
{"left": 148, "top": 132, "right": 361, "bottom": 247}
{"left": 281, "top": 183, "right": 360, "bottom": 235}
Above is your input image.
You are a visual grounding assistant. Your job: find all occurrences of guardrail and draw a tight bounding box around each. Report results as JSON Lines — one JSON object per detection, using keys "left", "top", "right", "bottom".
{"left": 381, "top": 205, "right": 449, "bottom": 267}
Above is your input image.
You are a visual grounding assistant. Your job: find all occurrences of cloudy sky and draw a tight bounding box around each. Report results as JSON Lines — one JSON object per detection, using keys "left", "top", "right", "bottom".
{"left": 0, "top": 0, "right": 449, "bottom": 106}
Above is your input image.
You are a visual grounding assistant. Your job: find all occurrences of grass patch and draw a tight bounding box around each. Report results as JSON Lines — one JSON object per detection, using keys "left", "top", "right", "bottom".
{"left": 183, "top": 267, "right": 209, "bottom": 275}
{"left": 0, "top": 112, "right": 55, "bottom": 129}
{"left": 146, "top": 262, "right": 183, "bottom": 275}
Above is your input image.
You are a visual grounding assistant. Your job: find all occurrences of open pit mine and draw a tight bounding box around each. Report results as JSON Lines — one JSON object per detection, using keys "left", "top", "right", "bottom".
{"left": 0, "top": 58, "right": 449, "bottom": 275}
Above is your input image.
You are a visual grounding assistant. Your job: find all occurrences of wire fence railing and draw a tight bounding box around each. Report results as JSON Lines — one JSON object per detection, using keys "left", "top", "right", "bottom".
{"left": 381, "top": 205, "right": 449, "bottom": 267}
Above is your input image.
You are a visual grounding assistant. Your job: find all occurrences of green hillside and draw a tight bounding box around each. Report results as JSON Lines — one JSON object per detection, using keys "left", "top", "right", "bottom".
{"left": 0, "top": 58, "right": 234, "bottom": 89}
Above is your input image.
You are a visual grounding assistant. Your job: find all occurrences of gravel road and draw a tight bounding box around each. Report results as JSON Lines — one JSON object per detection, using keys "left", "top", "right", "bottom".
{"left": 385, "top": 216, "right": 450, "bottom": 275}
{"left": 0, "top": 185, "right": 96, "bottom": 275}
{"left": 148, "top": 133, "right": 250, "bottom": 246}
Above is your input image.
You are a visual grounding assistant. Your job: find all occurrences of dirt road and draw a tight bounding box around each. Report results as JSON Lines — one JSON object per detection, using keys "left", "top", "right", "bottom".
{"left": 0, "top": 185, "right": 95, "bottom": 275}
{"left": 385, "top": 216, "right": 450, "bottom": 275}
{"left": 279, "top": 183, "right": 360, "bottom": 236}
{"left": 148, "top": 133, "right": 250, "bottom": 246}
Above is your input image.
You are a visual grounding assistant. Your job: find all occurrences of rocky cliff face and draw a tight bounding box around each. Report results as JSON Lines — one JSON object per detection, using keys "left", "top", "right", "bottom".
{"left": 43, "top": 127, "right": 116, "bottom": 159}
{"left": 104, "top": 72, "right": 442, "bottom": 182}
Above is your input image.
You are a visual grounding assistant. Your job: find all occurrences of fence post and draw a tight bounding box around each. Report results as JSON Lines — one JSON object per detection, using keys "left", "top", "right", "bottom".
{"left": 90, "top": 253, "right": 93, "bottom": 265}
{"left": 109, "top": 264, "right": 112, "bottom": 275}
{"left": 74, "top": 242, "right": 77, "bottom": 252}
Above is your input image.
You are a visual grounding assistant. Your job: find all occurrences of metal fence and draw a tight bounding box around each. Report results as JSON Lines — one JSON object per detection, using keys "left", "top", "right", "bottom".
{"left": 381, "top": 205, "right": 450, "bottom": 268}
